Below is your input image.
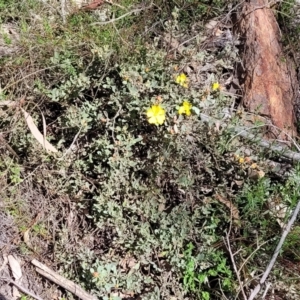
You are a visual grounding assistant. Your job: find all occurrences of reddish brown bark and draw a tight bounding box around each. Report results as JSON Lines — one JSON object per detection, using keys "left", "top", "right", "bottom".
{"left": 237, "top": 0, "right": 298, "bottom": 139}
{"left": 81, "top": 0, "right": 104, "bottom": 11}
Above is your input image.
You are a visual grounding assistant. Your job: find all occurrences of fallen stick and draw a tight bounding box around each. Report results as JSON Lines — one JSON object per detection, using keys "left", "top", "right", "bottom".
{"left": 199, "top": 113, "right": 300, "bottom": 162}
{"left": 248, "top": 198, "right": 300, "bottom": 299}
{"left": 0, "top": 277, "right": 43, "bottom": 300}
{"left": 31, "top": 259, "right": 97, "bottom": 300}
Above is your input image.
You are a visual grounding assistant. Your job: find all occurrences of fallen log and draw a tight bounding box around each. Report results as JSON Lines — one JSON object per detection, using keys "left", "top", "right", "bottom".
{"left": 235, "top": 0, "right": 298, "bottom": 139}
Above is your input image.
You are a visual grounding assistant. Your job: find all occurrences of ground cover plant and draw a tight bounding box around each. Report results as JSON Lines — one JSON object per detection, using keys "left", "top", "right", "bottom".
{"left": 0, "top": 0, "right": 300, "bottom": 299}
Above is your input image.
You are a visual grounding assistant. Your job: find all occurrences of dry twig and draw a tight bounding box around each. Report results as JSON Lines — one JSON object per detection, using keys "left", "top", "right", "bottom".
{"left": 248, "top": 198, "right": 300, "bottom": 299}
{"left": 0, "top": 277, "right": 43, "bottom": 300}
{"left": 31, "top": 259, "right": 97, "bottom": 300}
{"left": 224, "top": 214, "right": 247, "bottom": 300}
{"left": 91, "top": 3, "right": 153, "bottom": 25}
{"left": 200, "top": 113, "right": 300, "bottom": 162}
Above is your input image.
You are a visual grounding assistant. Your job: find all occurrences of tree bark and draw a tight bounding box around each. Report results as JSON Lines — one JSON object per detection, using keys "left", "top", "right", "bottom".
{"left": 236, "top": 0, "right": 298, "bottom": 139}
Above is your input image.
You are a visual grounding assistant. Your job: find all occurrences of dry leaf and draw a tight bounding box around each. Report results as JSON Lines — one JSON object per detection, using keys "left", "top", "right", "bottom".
{"left": 214, "top": 28, "right": 223, "bottom": 37}
{"left": 110, "top": 291, "right": 134, "bottom": 299}
{"left": 257, "top": 170, "right": 265, "bottom": 178}
{"left": 234, "top": 180, "right": 244, "bottom": 186}
{"left": 119, "top": 256, "right": 138, "bottom": 271}
{"left": 215, "top": 194, "right": 240, "bottom": 222}
{"left": 158, "top": 203, "right": 165, "bottom": 212}
{"left": 71, "top": 0, "right": 87, "bottom": 9}
{"left": 81, "top": 0, "right": 104, "bottom": 11}
{"left": 0, "top": 100, "right": 17, "bottom": 107}
{"left": 250, "top": 163, "right": 258, "bottom": 169}
{"left": 21, "top": 108, "right": 58, "bottom": 153}
{"left": 12, "top": 285, "right": 21, "bottom": 299}
{"left": 268, "top": 196, "right": 288, "bottom": 228}
{"left": 23, "top": 229, "right": 33, "bottom": 249}
{"left": 205, "top": 19, "right": 218, "bottom": 29}
{"left": 8, "top": 255, "right": 22, "bottom": 281}
{"left": 173, "top": 124, "right": 179, "bottom": 134}
{"left": 248, "top": 169, "right": 265, "bottom": 180}
{"left": 214, "top": 121, "right": 221, "bottom": 132}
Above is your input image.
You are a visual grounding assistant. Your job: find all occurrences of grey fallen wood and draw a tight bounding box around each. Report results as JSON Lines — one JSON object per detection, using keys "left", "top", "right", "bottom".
{"left": 31, "top": 259, "right": 97, "bottom": 300}
{"left": 199, "top": 113, "right": 300, "bottom": 162}
{"left": 248, "top": 198, "right": 300, "bottom": 299}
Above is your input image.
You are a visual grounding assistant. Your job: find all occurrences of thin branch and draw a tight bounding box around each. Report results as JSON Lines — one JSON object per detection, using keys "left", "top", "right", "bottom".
{"left": 199, "top": 113, "right": 300, "bottom": 162}
{"left": 262, "top": 282, "right": 271, "bottom": 299}
{"left": 224, "top": 216, "right": 247, "bottom": 300}
{"left": 0, "top": 277, "right": 43, "bottom": 300}
{"left": 238, "top": 239, "right": 271, "bottom": 274}
{"left": 111, "top": 104, "right": 122, "bottom": 142}
{"left": 0, "top": 133, "right": 19, "bottom": 160}
{"left": 105, "top": 0, "right": 126, "bottom": 10}
{"left": 3, "top": 66, "right": 57, "bottom": 92}
{"left": 61, "top": 0, "right": 66, "bottom": 24}
{"left": 248, "top": 198, "right": 300, "bottom": 300}
{"left": 60, "top": 126, "right": 83, "bottom": 158}
{"left": 91, "top": 3, "right": 153, "bottom": 25}
{"left": 0, "top": 256, "right": 8, "bottom": 273}
{"left": 32, "top": 259, "right": 97, "bottom": 300}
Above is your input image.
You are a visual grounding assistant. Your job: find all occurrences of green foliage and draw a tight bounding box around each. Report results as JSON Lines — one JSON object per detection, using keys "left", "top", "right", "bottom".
{"left": 282, "top": 226, "right": 300, "bottom": 261}
{"left": 37, "top": 22, "right": 237, "bottom": 296}
{"left": 277, "top": 0, "right": 300, "bottom": 48}
{"left": 182, "top": 243, "right": 232, "bottom": 299}
{"left": 0, "top": 158, "right": 23, "bottom": 184}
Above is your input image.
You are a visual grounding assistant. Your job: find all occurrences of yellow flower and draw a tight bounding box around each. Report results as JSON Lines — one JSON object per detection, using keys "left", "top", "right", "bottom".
{"left": 250, "top": 163, "right": 258, "bottom": 169}
{"left": 175, "top": 73, "right": 189, "bottom": 88}
{"left": 234, "top": 154, "right": 245, "bottom": 164}
{"left": 178, "top": 101, "right": 192, "bottom": 116}
{"left": 146, "top": 105, "right": 166, "bottom": 125}
{"left": 212, "top": 82, "right": 220, "bottom": 91}
{"left": 238, "top": 157, "right": 245, "bottom": 164}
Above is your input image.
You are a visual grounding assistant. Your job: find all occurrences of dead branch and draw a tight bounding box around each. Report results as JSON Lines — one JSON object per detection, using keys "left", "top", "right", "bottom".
{"left": 199, "top": 113, "right": 300, "bottom": 162}
{"left": 31, "top": 259, "right": 97, "bottom": 300}
{"left": 224, "top": 209, "right": 247, "bottom": 300}
{"left": 248, "top": 198, "right": 300, "bottom": 299}
{"left": 0, "top": 277, "right": 43, "bottom": 300}
{"left": 91, "top": 3, "right": 153, "bottom": 25}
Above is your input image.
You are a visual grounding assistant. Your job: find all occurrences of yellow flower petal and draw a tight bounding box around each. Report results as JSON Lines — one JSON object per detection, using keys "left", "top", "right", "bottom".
{"left": 175, "top": 73, "right": 189, "bottom": 88}
{"left": 156, "top": 114, "right": 165, "bottom": 125}
{"left": 185, "top": 109, "right": 191, "bottom": 116}
{"left": 183, "top": 101, "right": 192, "bottom": 109}
{"left": 148, "top": 116, "right": 156, "bottom": 124}
{"left": 178, "top": 106, "right": 185, "bottom": 115}
{"left": 146, "top": 105, "right": 166, "bottom": 125}
{"left": 178, "top": 101, "right": 192, "bottom": 116}
{"left": 146, "top": 109, "right": 154, "bottom": 118}
{"left": 239, "top": 157, "right": 245, "bottom": 164}
{"left": 212, "top": 82, "right": 220, "bottom": 91}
